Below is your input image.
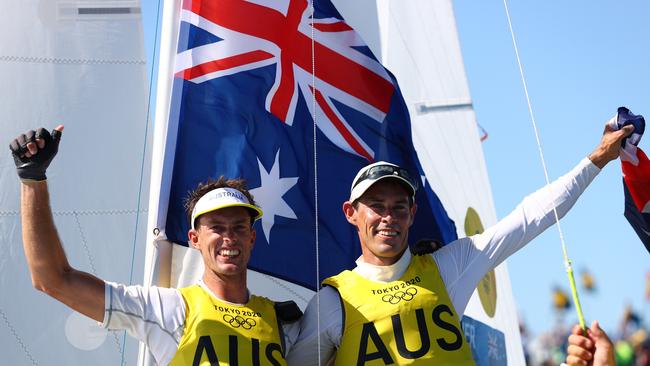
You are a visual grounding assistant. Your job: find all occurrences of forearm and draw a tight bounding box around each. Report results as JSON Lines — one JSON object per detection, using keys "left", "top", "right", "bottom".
{"left": 481, "top": 157, "right": 599, "bottom": 263}
{"left": 462, "top": 118, "right": 631, "bottom": 270}
{"left": 21, "top": 180, "right": 105, "bottom": 321}
{"left": 437, "top": 158, "right": 600, "bottom": 314}
{"left": 21, "top": 180, "right": 72, "bottom": 290}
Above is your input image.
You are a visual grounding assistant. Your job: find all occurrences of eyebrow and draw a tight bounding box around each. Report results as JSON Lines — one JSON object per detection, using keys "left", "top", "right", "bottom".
{"left": 202, "top": 217, "right": 250, "bottom": 226}
{"left": 362, "top": 196, "right": 409, "bottom": 204}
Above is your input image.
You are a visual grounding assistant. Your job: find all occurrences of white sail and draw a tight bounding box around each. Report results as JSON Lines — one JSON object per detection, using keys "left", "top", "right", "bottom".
{"left": 0, "top": 1, "right": 151, "bottom": 364}
{"left": 335, "top": 1, "right": 524, "bottom": 364}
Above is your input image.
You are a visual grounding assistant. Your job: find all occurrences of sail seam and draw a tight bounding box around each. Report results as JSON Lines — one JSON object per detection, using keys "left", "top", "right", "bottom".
{"left": 56, "top": 209, "right": 148, "bottom": 216}
{"left": 0, "top": 55, "right": 146, "bottom": 65}
{"left": 73, "top": 213, "right": 98, "bottom": 274}
{"left": 112, "top": 332, "right": 127, "bottom": 365}
{"left": 261, "top": 274, "right": 309, "bottom": 303}
{"left": 73, "top": 213, "right": 126, "bottom": 361}
{"left": 0, "top": 308, "right": 38, "bottom": 365}
{"left": 0, "top": 209, "right": 147, "bottom": 216}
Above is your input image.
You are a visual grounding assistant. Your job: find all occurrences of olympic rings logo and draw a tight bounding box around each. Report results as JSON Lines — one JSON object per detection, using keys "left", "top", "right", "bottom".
{"left": 381, "top": 287, "right": 418, "bottom": 304}
{"left": 223, "top": 314, "right": 258, "bottom": 329}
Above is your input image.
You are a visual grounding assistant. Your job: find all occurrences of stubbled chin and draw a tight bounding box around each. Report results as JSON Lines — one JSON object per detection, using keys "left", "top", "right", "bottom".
{"left": 217, "top": 261, "right": 245, "bottom": 274}
{"left": 375, "top": 234, "right": 402, "bottom": 244}
{"left": 218, "top": 255, "right": 241, "bottom": 263}
{"left": 374, "top": 237, "right": 407, "bottom": 253}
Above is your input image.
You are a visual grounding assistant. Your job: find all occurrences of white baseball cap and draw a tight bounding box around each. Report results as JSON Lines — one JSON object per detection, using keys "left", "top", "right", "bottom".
{"left": 349, "top": 161, "right": 418, "bottom": 202}
{"left": 191, "top": 187, "right": 263, "bottom": 229}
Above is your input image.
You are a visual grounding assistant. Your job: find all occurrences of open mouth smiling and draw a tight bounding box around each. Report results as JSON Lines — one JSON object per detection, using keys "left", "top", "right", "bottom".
{"left": 376, "top": 229, "right": 399, "bottom": 237}
{"left": 218, "top": 249, "right": 241, "bottom": 257}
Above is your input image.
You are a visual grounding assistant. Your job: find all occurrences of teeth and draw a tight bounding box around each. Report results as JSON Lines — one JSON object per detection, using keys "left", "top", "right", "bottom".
{"left": 378, "top": 230, "right": 398, "bottom": 237}
{"left": 220, "top": 249, "right": 240, "bottom": 256}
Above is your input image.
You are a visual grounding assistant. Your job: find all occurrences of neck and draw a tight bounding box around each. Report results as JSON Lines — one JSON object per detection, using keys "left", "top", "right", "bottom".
{"left": 355, "top": 250, "right": 411, "bottom": 283}
{"left": 202, "top": 271, "right": 249, "bottom": 304}
{"left": 361, "top": 247, "right": 407, "bottom": 266}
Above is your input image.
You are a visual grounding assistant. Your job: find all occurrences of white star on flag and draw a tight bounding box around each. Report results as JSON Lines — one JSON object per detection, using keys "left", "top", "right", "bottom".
{"left": 250, "top": 151, "right": 298, "bottom": 243}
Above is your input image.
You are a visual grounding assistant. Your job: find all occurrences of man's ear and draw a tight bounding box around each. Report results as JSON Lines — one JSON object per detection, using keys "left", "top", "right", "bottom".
{"left": 188, "top": 229, "right": 200, "bottom": 249}
{"left": 409, "top": 202, "right": 418, "bottom": 227}
{"left": 343, "top": 201, "right": 357, "bottom": 225}
{"left": 250, "top": 228, "right": 256, "bottom": 249}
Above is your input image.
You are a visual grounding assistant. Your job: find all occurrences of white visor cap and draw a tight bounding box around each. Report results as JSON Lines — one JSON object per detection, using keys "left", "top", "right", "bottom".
{"left": 349, "top": 161, "right": 417, "bottom": 202}
{"left": 191, "top": 187, "right": 263, "bottom": 230}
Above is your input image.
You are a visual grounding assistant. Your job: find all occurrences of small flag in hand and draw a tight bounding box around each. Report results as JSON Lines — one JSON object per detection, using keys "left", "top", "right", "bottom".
{"left": 608, "top": 107, "right": 650, "bottom": 254}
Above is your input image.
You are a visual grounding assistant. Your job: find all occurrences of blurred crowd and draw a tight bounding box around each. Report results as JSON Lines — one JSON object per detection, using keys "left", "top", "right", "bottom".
{"left": 521, "top": 305, "right": 649, "bottom": 366}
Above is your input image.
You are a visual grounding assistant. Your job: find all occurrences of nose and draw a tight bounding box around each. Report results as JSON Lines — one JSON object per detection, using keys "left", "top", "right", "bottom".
{"left": 381, "top": 208, "right": 395, "bottom": 222}
{"left": 221, "top": 226, "right": 237, "bottom": 242}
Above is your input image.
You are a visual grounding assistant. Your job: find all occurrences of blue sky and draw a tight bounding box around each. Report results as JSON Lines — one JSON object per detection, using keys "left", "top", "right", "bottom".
{"left": 140, "top": 0, "right": 649, "bottom": 337}
{"left": 453, "top": 0, "right": 650, "bottom": 336}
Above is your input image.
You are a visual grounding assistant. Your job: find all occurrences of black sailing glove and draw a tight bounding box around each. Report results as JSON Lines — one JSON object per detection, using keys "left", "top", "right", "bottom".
{"left": 9, "top": 128, "right": 62, "bottom": 181}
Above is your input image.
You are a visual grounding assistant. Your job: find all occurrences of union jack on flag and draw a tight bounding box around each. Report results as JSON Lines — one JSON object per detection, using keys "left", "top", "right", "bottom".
{"left": 175, "top": 0, "right": 394, "bottom": 161}
{"left": 164, "top": 0, "right": 457, "bottom": 289}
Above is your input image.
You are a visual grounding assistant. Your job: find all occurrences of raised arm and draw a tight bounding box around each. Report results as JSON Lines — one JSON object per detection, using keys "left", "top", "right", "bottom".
{"left": 434, "top": 122, "right": 634, "bottom": 314}
{"left": 12, "top": 126, "right": 105, "bottom": 322}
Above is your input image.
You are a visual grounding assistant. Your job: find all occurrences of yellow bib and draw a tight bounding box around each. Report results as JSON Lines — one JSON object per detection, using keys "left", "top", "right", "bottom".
{"left": 323, "top": 255, "right": 475, "bottom": 366}
{"left": 169, "top": 285, "right": 286, "bottom": 366}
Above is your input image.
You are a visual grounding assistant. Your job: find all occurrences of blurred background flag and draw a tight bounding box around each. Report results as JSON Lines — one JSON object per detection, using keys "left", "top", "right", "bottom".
{"left": 552, "top": 286, "right": 571, "bottom": 311}
{"left": 580, "top": 268, "right": 596, "bottom": 293}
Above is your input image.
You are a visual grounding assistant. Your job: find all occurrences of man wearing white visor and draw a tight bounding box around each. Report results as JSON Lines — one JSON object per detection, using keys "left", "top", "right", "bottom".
{"left": 288, "top": 121, "right": 634, "bottom": 365}
{"left": 11, "top": 126, "right": 301, "bottom": 365}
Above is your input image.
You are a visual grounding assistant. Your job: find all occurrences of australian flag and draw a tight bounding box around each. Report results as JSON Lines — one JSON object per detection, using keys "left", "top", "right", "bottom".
{"left": 164, "top": 0, "right": 458, "bottom": 290}
{"left": 609, "top": 107, "right": 650, "bottom": 254}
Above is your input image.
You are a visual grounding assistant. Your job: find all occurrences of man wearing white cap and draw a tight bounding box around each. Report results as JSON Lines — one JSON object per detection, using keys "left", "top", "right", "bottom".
{"left": 287, "top": 122, "right": 634, "bottom": 365}
{"left": 11, "top": 126, "right": 301, "bottom": 365}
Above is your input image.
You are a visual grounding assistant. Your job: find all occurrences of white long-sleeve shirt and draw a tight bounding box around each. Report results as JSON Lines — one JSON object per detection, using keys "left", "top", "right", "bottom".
{"left": 286, "top": 157, "right": 600, "bottom": 365}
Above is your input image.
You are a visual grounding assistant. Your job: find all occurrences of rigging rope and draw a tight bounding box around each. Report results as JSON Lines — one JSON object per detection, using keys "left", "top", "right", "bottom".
{"left": 309, "top": 1, "right": 323, "bottom": 364}
{"left": 120, "top": 0, "right": 164, "bottom": 364}
{"left": 501, "top": 0, "right": 586, "bottom": 331}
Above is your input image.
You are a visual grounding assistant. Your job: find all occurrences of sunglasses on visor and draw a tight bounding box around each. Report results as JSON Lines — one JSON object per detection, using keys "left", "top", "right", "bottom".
{"left": 352, "top": 164, "right": 419, "bottom": 191}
